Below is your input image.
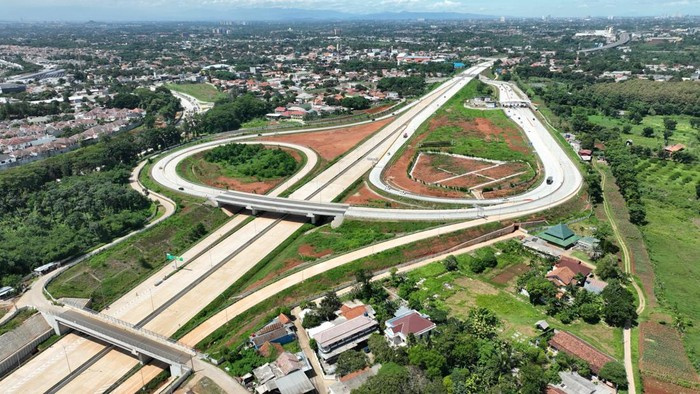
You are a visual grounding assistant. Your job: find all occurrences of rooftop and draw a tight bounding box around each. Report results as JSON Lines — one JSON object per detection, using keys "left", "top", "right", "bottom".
{"left": 549, "top": 331, "right": 615, "bottom": 374}
{"left": 312, "top": 315, "right": 378, "bottom": 349}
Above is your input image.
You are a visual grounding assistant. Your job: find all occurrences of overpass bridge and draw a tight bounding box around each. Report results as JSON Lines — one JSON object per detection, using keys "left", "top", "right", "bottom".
{"left": 213, "top": 191, "right": 349, "bottom": 224}
{"left": 41, "top": 307, "right": 194, "bottom": 377}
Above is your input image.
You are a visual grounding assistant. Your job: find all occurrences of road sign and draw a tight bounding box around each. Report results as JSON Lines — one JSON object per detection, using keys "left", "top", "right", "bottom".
{"left": 166, "top": 253, "right": 184, "bottom": 262}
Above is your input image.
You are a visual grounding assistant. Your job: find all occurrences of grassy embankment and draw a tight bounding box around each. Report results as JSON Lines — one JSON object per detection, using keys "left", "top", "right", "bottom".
{"left": 165, "top": 83, "right": 227, "bottom": 103}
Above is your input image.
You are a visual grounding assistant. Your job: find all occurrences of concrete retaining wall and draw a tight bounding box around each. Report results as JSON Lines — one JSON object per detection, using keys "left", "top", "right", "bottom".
{"left": 0, "top": 312, "right": 53, "bottom": 377}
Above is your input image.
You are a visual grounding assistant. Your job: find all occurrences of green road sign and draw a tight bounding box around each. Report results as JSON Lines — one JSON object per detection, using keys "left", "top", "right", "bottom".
{"left": 166, "top": 253, "right": 184, "bottom": 262}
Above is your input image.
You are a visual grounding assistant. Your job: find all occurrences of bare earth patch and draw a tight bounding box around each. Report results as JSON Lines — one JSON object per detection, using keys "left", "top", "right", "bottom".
{"left": 491, "top": 263, "right": 530, "bottom": 286}
{"left": 298, "top": 244, "right": 332, "bottom": 259}
{"left": 262, "top": 118, "right": 393, "bottom": 161}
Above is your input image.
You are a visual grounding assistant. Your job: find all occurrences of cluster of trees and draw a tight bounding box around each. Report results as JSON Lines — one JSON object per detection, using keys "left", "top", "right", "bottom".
{"left": 190, "top": 94, "right": 271, "bottom": 135}
{"left": 591, "top": 80, "right": 700, "bottom": 117}
{"left": 517, "top": 263, "right": 637, "bottom": 327}
{"left": 301, "top": 291, "right": 342, "bottom": 329}
{"left": 0, "top": 100, "right": 68, "bottom": 120}
{"left": 605, "top": 142, "right": 647, "bottom": 225}
{"left": 357, "top": 307, "right": 585, "bottom": 394}
{"left": 377, "top": 76, "right": 426, "bottom": 97}
{"left": 109, "top": 86, "right": 182, "bottom": 122}
{"left": 341, "top": 96, "right": 371, "bottom": 110}
{"left": 0, "top": 135, "right": 152, "bottom": 286}
{"left": 204, "top": 143, "right": 297, "bottom": 179}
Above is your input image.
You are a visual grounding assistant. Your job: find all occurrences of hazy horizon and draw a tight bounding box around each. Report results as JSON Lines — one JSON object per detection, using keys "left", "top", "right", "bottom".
{"left": 3, "top": 0, "right": 699, "bottom": 21}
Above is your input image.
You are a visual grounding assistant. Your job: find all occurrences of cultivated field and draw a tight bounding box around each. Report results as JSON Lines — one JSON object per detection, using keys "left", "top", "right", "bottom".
{"left": 640, "top": 322, "right": 700, "bottom": 391}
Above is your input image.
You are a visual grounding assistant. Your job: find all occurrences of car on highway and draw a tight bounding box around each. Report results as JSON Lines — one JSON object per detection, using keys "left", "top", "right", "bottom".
{"left": 546, "top": 176, "right": 554, "bottom": 185}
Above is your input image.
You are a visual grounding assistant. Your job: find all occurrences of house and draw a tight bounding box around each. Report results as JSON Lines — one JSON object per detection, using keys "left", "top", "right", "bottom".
{"left": 0, "top": 286, "right": 14, "bottom": 299}
{"left": 664, "top": 144, "right": 685, "bottom": 154}
{"left": 583, "top": 278, "right": 608, "bottom": 295}
{"left": 556, "top": 256, "right": 593, "bottom": 278}
{"left": 310, "top": 315, "right": 379, "bottom": 362}
{"left": 0, "top": 83, "right": 26, "bottom": 94}
{"left": 549, "top": 371, "right": 615, "bottom": 394}
{"left": 575, "top": 237, "right": 600, "bottom": 254}
{"left": 384, "top": 307, "right": 436, "bottom": 347}
{"left": 546, "top": 266, "right": 577, "bottom": 287}
{"left": 275, "top": 370, "right": 315, "bottom": 394}
{"left": 549, "top": 331, "right": 615, "bottom": 375}
{"left": 252, "top": 352, "right": 313, "bottom": 394}
{"left": 328, "top": 365, "right": 380, "bottom": 394}
{"left": 538, "top": 224, "right": 581, "bottom": 249}
{"left": 250, "top": 314, "right": 296, "bottom": 349}
{"left": 578, "top": 149, "right": 593, "bottom": 162}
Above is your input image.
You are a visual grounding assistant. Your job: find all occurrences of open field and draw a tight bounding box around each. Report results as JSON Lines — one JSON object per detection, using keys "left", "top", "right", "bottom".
{"left": 177, "top": 147, "right": 303, "bottom": 195}
{"left": 165, "top": 83, "right": 226, "bottom": 102}
{"left": 640, "top": 322, "right": 700, "bottom": 390}
{"left": 588, "top": 114, "right": 699, "bottom": 151}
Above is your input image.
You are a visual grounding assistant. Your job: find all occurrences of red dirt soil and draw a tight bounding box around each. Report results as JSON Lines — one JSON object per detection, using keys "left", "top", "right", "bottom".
{"left": 410, "top": 154, "right": 454, "bottom": 184}
{"left": 491, "top": 263, "right": 529, "bottom": 285}
{"left": 343, "top": 183, "right": 407, "bottom": 208}
{"left": 298, "top": 244, "right": 332, "bottom": 259}
{"left": 262, "top": 118, "right": 393, "bottom": 161}
{"left": 643, "top": 377, "right": 699, "bottom": 394}
{"left": 479, "top": 162, "right": 528, "bottom": 179}
{"left": 364, "top": 104, "right": 393, "bottom": 115}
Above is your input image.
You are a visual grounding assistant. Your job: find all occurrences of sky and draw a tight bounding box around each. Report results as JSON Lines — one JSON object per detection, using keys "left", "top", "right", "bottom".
{"left": 3, "top": 0, "right": 699, "bottom": 21}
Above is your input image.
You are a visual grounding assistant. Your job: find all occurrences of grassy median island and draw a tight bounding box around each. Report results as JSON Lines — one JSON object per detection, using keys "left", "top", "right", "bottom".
{"left": 383, "top": 79, "right": 540, "bottom": 200}
{"left": 178, "top": 143, "right": 303, "bottom": 195}
{"left": 165, "top": 83, "right": 226, "bottom": 103}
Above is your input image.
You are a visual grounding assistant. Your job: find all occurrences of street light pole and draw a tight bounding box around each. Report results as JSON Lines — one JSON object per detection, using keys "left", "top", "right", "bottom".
{"left": 62, "top": 345, "right": 72, "bottom": 373}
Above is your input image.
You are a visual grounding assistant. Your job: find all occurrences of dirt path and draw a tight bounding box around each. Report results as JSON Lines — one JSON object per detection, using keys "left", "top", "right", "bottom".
{"left": 598, "top": 164, "right": 645, "bottom": 394}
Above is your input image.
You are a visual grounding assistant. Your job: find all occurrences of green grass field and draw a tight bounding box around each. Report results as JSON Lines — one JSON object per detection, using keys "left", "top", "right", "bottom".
{"left": 165, "top": 83, "right": 227, "bottom": 103}
{"left": 420, "top": 80, "right": 537, "bottom": 166}
{"left": 0, "top": 309, "right": 36, "bottom": 336}
{"left": 588, "top": 114, "right": 699, "bottom": 151}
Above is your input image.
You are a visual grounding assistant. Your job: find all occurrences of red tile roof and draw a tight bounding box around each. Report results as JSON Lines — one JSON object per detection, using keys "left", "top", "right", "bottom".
{"left": 557, "top": 256, "right": 592, "bottom": 277}
{"left": 549, "top": 331, "right": 614, "bottom": 374}
{"left": 546, "top": 266, "right": 576, "bottom": 287}
{"left": 340, "top": 305, "right": 367, "bottom": 320}
{"left": 389, "top": 312, "right": 435, "bottom": 336}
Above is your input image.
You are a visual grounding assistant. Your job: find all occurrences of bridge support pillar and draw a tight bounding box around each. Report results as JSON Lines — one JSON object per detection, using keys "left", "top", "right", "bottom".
{"left": 41, "top": 312, "right": 71, "bottom": 336}
{"left": 250, "top": 208, "right": 259, "bottom": 216}
{"left": 308, "top": 214, "right": 318, "bottom": 225}
{"left": 137, "top": 352, "right": 153, "bottom": 365}
{"left": 170, "top": 363, "right": 185, "bottom": 377}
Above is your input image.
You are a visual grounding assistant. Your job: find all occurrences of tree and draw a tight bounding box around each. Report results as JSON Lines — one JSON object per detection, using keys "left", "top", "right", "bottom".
{"left": 596, "top": 255, "right": 623, "bottom": 280}
{"left": 663, "top": 117, "right": 677, "bottom": 131}
{"left": 318, "top": 291, "right": 341, "bottom": 320}
{"left": 642, "top": 127, "right": 655, "bottom": 138}
{"left": 408, "top": 345, "right": 447, "bottom": 379}
{"left": 301, "top": 312, "right": 322, "bottom": 329}
{"left": 598, "top": 361, "right": 627, "bottom": 388}
{"left": 465, "top": 307, "right": 501, "bottom": 339}
{"left": 577, "top": 302, "right": 601, "bottom": 324}
{"left": 336, "top": 350, "right": 369, "bottom": 376}
{"left": 519, "top": 364, "right": 547, "bottom": 394}
{"left": 690, "top": 117, "right": 700, "bottom": 130}
{"left": 525, "top": 276, "right": 557, "bottom": 305}
{"left": 443, "top": 255, "right": 458, "bottom": 271}
{"left": 341, "top": 96, "right": 370, "bottom": 110}
{"left": 601, "top": 281, "right": 637, "bottom": 327}
{"left": 621, "top": 125, "right": 632, "bottom": 134}
{"left": 368, "top": 333, "right": 395, "bottom": 364}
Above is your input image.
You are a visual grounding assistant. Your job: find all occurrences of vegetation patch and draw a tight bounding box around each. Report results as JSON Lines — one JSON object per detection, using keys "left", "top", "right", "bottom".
{"left": 205, "top": 143, "right": 298, "bottom": 180}
{"left": 165, "top": 83, "right": 226, "bottom": 103}
{"left": 47, "top": 201, "right": 229, "bottom": 310}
